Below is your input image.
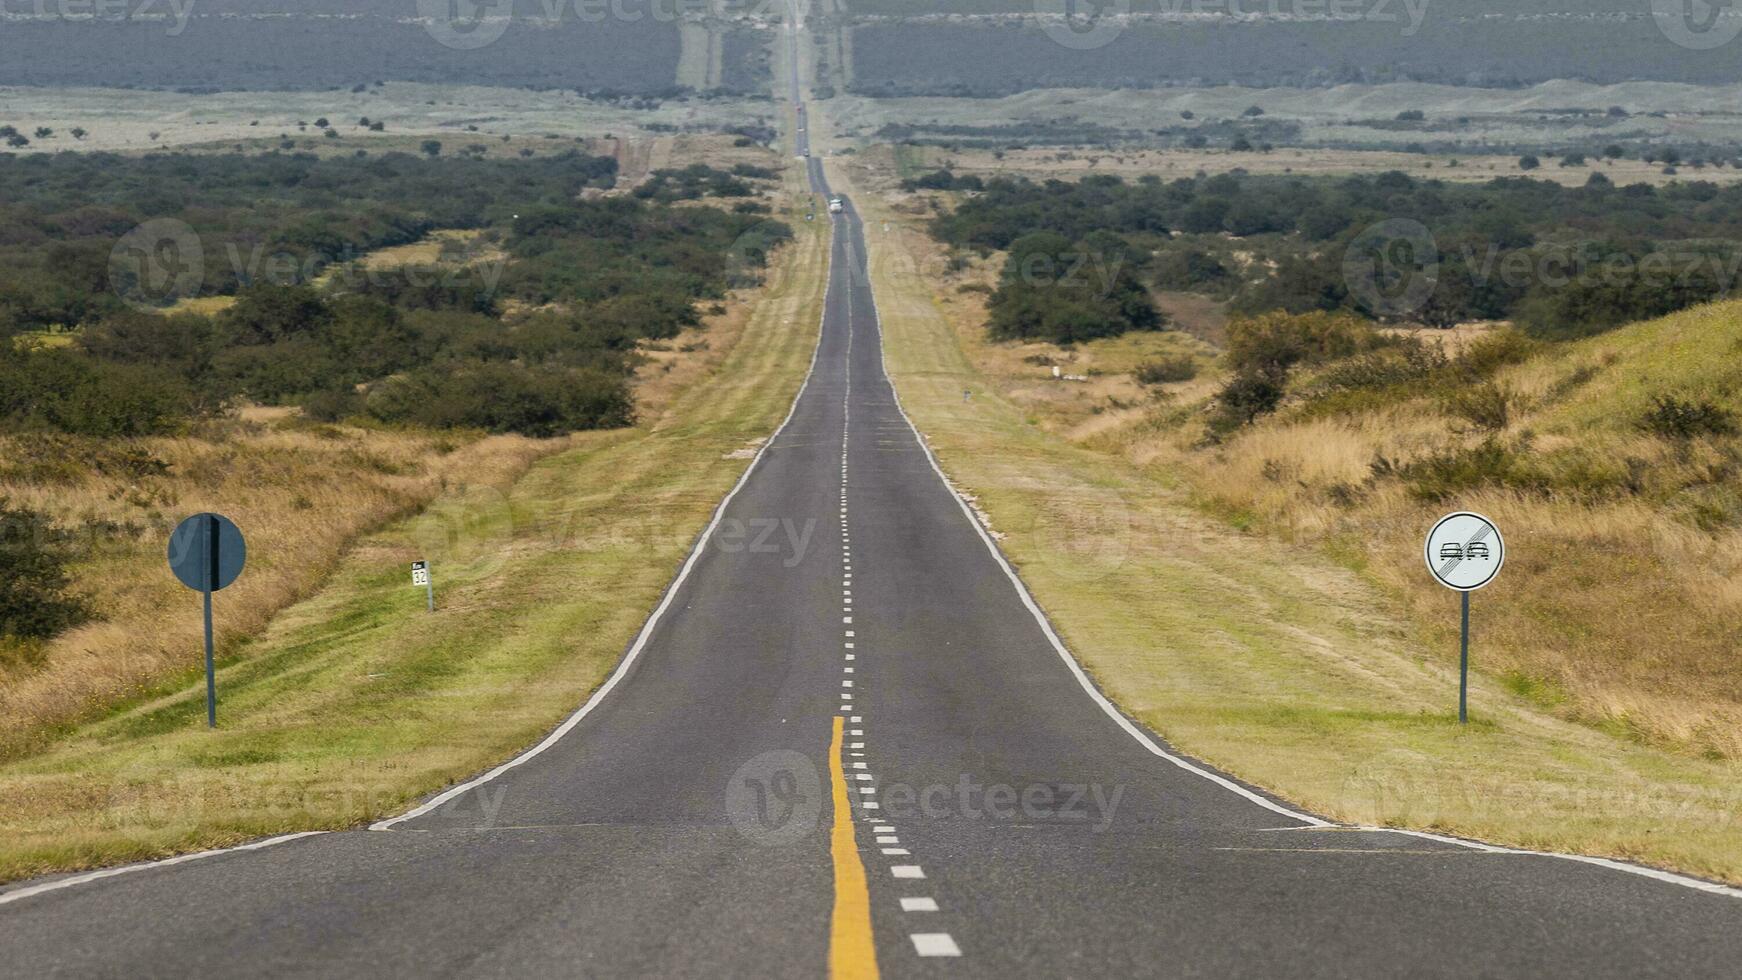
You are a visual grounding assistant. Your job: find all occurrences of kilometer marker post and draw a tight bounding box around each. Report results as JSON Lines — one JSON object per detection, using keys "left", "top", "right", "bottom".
{"left": 1423, "top": 512, "right": 1505, "bottom": 724}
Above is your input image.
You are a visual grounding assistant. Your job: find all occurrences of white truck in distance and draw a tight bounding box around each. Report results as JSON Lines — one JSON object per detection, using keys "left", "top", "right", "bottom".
{"left": 828, "top": 197, "right": 844, "bottom": 213}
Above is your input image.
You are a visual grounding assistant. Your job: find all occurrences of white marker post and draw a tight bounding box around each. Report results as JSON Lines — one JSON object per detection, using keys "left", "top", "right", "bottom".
{"left": 1423, "top": 512, "right": 1505, "bottom": 724}
{"left": 411, "top": 560, "right": 433, "bottom": 612}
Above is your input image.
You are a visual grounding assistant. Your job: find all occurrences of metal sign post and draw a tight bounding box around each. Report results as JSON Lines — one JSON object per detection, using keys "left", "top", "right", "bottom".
{"left": 168, "top": 513, "right": 247, "bottom": 728}
{"left": 1423, "top": 511, "right": 1504, "bottom": 724}
{"left": 412, "top": 560, "right": 434, "bottom": 612}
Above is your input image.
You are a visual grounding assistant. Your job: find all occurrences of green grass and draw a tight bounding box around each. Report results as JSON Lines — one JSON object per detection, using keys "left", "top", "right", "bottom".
{"left": 848, "top": 177, "right": 1742, "bottom": 885}
{"left": 0, "top": 183, "right": 829, "bottom": 883}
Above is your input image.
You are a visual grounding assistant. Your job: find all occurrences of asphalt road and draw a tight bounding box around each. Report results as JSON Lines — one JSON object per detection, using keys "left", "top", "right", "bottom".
{"left": 3, "top": 16, "right": 1742, "bottom": 980}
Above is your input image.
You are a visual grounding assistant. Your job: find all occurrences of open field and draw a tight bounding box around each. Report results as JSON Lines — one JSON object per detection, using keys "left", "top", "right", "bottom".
{"left": 836, "top": 156, "right": 1742, "bottom": 885}
{"left": 0, "top": 166, "right": 829, "bottom": 882}
{"left": 0, "top": 83, "right": 776, "bottom": 156}
{"left": 869, "top": 142, "right": 1740, "bottom": 189}
{"left": 822, "top": 79, "right": 1742, "bottom": 171}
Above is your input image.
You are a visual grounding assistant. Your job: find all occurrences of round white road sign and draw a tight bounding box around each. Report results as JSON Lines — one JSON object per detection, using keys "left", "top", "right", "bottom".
{"left": 1424, "top": 512, "right": 1504, "bottom": 592}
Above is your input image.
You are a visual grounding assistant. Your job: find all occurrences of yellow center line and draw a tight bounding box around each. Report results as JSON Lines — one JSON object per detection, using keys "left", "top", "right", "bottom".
{"left": 828, "top": 715, "right": 879, "bottom": 980}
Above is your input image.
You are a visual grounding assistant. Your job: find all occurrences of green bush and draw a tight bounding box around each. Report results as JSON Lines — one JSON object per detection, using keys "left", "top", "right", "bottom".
{"left": 367, "top": 361, "right": 633, "bottom": 437}
{"left": 0, "top": 345, "right": 196, "bottom": 437}
{"left": 1445, "top": 382, "right": 1513, "bottom": 432}
{"left": 0, "top": 499, "right": 91, "bottom": 642}
{"left": 1225, "top": 311, "right": 1377, "bottom": 379}
{"left": 1640, "top": 395, "right": 1736, "bottom": 440}
{"left": 1133, "top": 356, "right": 1198, "bottom": 385}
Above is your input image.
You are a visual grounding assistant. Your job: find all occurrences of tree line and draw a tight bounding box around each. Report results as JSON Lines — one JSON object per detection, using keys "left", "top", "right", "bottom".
{"left": 922, "top": 169, "right": 1742, "bottom": 340}
{"left": 0, "top": 150, "right": 788, "bottom": 438}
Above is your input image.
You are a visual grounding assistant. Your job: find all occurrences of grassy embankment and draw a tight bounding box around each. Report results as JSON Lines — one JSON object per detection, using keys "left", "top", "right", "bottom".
{"left": 838, "top": 160, "right": 1742, "bottom": 884}
{"left": 0, "top": 173, "right": 828, "bottom": 883}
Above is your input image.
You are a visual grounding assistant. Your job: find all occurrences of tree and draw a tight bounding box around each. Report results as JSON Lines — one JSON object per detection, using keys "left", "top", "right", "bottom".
{"left": 69, "top": 127, "right": 86, "bottom": 140}
{"left": 1518, "top": 154, "right": 1540, "bottom": 171}
{"left": 32, "top": 127, "right": 51, "bottom": 139}
{"left": 1603, "top": 144, "right": 1625, "bottom": 159}
{"left": 1242, "top": 105, "right": 1265, "bottom": 117}
{"left": 5, "top": 134, "right": 27, "bottom": 148}
{"left": 0, "top": 499, "right": 90, "bottom": 642}
{"left": 1395, "top": 109, "right": 1425, "bottom": 121}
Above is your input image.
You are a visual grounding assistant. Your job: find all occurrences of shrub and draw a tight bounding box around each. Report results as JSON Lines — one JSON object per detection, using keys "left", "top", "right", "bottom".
{"left": 1134, "top": 356, "right": 1198, "bottom": 385}
{"left": 1389, "top": 439, "right": 1521, "bottom": 502}
{"left": 367, "top": 361, "right": 633, "bottom": 437}
{"left": 1640, "top": 395, "right": 1736, "bottom": 440}
{"left": 1445, "top": 382, "right": 1513, "bottom": 432}
{"left": 1225, "top": 311, "right": 1377, "bottom": 379}
{"left": 1313, "top": 338, "right": 1446, "bottom": 394}
{"left": 1214, "top": 370, "right": 1286, "bottom": 426}
{"left": 0, "top": 499, "right": 91, "bottom": 642}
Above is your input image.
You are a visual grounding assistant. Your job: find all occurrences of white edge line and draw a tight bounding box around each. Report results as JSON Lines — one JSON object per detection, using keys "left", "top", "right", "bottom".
{"left": 852, "top": 207, "right": 1328, "bottom": 830}
{"left": 0, "top": 832, "right": 327, "bottom": 908}
{"left": 1358, "top": 827, "right": 1742, "bottom": 899}
{"left": 0, "top": 190, "right": 839, "bottom": 907}
{"left": 853, "top": 202, "right": 1742, "bottom": 901}
{"left": 370, "top": 195, "right": 839, "bottom": 832}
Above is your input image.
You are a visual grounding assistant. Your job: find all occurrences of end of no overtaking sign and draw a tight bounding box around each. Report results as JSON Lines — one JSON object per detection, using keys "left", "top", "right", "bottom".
{"left": 1424, "top": 511, "right": 1503, "bottom": 724}
{"left": 1424, "top": 511, "right": 1504, "bottom": 592}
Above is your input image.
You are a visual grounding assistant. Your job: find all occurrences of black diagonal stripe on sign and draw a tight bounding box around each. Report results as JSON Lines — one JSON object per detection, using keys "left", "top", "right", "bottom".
{"left": 1438, "top": 523, "right": 1494, "bottom": 580}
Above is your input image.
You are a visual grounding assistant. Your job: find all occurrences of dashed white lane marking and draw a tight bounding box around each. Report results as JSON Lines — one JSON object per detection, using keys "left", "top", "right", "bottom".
{"left": 891, "top": 866, "right": 925, "bottom": 879}
{"left": 911, "top": 934, "right": 962, "bottom": 957}
{"left": 876, "top": 835, "right": 899, "bottom": 844}
{"left": 873, "top": 825, "right": 894, "bottom": 834}
{"left": 900, "top": 898, "right": 939, "bottom": 913}
{"left": 881, "top": 848, "right": 910, "bottom": 856}
{"left": 364, "top": 185, "right": 843, "bottom": 837}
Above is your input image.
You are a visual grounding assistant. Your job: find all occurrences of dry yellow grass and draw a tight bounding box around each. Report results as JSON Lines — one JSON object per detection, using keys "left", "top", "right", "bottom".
{"left": 0, "top": 229, "right": 778, "bottom": 759}
{"left": 851, "top": 160, "right": 1742, "bottom": 757}
{"left": 0, "top": 168, "right": 828, "bottom": 880}
{"left": 838, "top": 154, "right": 1742, "bottom": 883}
{"left": 0, "top": 416, "right": 569, "bottom": 757}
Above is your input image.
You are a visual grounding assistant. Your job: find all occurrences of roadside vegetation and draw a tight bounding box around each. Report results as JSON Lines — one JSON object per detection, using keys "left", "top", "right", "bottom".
{"left": 0, "top": 145, "right": 790, "bottom": 762}
{"left": 846, "top": 159, "right": 1742, "bottom": 883}
{"left": 0, "top": 165, "right": 828, "bottom": 881}
{"left": 2, "top": 150, "right": 787, "bottom": 438}
{"left": 919, "top": 169, "right": 1742, "bottom": 339}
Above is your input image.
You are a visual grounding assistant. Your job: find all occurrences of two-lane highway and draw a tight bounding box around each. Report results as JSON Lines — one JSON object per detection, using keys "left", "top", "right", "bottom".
{"left": 3, "top": 10, "right": 1742, "bottom": 977}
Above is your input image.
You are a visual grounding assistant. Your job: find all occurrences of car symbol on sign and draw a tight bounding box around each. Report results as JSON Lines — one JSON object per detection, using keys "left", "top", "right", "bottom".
{"left": 1439, "top": 541, "right": 1490, "bottom": 561}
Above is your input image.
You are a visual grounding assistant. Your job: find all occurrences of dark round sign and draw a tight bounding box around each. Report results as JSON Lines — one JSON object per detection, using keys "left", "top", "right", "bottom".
{"left": 167, "top": 513, "right": 247, "bottom": 593}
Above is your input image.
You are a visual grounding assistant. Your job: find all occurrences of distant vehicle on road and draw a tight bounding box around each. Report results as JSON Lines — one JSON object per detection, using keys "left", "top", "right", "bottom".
{"left": 828, "top": 197, "right": 843, "bottom": 213}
